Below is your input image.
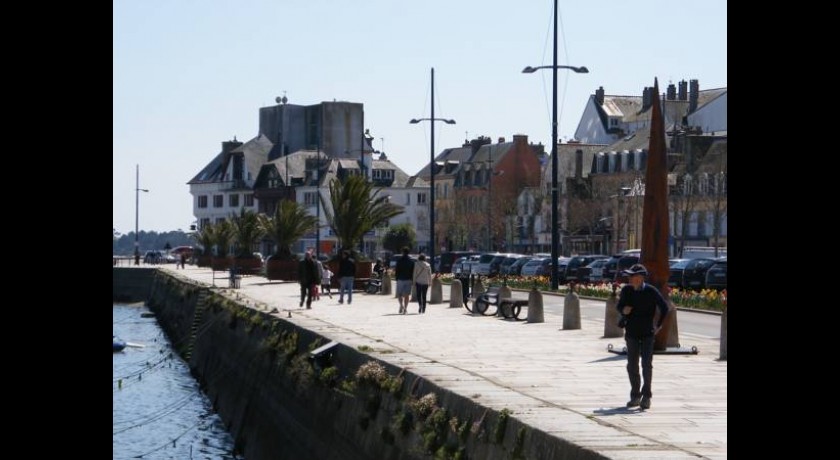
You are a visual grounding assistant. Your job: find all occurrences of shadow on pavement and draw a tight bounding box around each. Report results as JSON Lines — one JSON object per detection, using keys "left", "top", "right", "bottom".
{"left": 592, "top": 406, "right": 641, "bottom": 416}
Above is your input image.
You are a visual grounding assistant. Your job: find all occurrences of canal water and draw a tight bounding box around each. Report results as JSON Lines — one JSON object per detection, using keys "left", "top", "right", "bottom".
{"left": 113, "top": 303, "right": 240, "bottom": 459}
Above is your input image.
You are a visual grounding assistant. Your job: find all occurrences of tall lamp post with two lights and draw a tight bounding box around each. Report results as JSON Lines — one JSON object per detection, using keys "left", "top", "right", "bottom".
{"left": 410, "top": 67, "right": 456, "bottom": 272}
{"left": 134, "top": 164, "right": 149, "bottom": 265}
{"left": 522, "top": 0, "right": 588, "bottom": 289}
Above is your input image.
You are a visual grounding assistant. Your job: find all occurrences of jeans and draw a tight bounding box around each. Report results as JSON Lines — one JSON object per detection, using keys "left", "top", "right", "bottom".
{"left": 339, "top": 276, "right": 354, "bottom": 303}
{"left": 625, "top": 334, "right": 655, "bottom": 399}
{"left": 415, "top": 283, "right": 429, "bottom": 313}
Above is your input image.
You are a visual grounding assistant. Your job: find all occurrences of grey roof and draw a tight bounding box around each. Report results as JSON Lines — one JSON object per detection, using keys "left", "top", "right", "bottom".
{"left": 187, "top": 134, "right": 272, "bottom": 185}
{"left": 599, "top": 87, "right": 727, "bottom": 126}
{"left": 599, "top": 125, "right": 653, "bottom": 153}
{"left": 257, "top": 150, "right": 417, "bottom": 189}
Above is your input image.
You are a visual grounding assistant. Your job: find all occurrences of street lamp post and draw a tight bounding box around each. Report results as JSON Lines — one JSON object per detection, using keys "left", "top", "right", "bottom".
{"left": 410, "top": 67, "right": 456, "bottom": 273}
{"left": 134, "top": 164, "right": 149, "bottom": 265}
{"left": 522, "top": 1, "right": 588, "bottom": 290}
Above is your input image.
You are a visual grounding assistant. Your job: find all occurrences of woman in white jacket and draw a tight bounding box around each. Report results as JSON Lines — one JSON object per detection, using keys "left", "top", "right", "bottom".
{"left": 412, "top": 253, "right": 432, "bottom": 314}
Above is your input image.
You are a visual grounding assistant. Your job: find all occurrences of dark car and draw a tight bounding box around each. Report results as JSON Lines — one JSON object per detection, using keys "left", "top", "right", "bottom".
{"left": 565, "top": 255, "right": 609, "bottom": 284}
{"left": 668, "top": 258, "right": 691, "bottom": 289}
{"left": 681, "top": 258, "right": 717, "bottom": 291}
{"left": 602, "top": 254, "right": 640, "bottom": 283}
{"left": 705, "top": 258, "right": 727, "bottom": 291}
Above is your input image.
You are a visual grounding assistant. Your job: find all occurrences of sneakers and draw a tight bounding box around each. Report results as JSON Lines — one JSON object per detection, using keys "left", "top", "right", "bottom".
{"left": 640, "top": 397, "right": 651, "bottom": 409}
{"left": 626, "top": 397, "right": 641, "bottom": 408}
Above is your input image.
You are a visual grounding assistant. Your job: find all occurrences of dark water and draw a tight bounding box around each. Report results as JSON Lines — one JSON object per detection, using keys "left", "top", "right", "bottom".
{"left": 113, "top": 303, "right": 240, "bottom": 459}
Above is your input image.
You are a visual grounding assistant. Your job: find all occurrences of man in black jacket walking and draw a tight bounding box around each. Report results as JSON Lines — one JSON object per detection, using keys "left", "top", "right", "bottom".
{"left": 616, "top": 264, "right": 669, "bottom": 410}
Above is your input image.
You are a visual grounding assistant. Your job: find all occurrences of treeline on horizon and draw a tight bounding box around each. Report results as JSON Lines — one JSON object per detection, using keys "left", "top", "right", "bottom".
{"left": 113, "top": 230, "right": 194, "bottom": 255}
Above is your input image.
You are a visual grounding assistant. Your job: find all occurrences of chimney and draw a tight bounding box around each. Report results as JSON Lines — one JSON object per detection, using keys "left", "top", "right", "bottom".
{"left": 642, "top": 87, "right": 652, "bottom": 110}
{"left": 469, "top": 135, "right": 492, "bottom": 154}
{"left": 497, "top": 137, "right": 505, "bottom": 144}
{"left": 595, "top": 86, "right": 605, "bottom": 105}
{"left": 222, "top": 138, "right": 243, "bottom": 154}
{"left": 575, "top": 149, "right": 584, "bottom": 179}
{"left": 678, "top": 80, "right": 688, "bottom": 101}
{"left": 689, "top": 79, "right": 700, "bottom": 113}
{"left": 666, "top": 83, "right": 677, "bottom": 100}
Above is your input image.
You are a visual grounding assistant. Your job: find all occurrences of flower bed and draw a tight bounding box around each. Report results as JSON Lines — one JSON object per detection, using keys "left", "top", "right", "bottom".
{"left": 437, "top": 273, "right": 725, "bottom": 312}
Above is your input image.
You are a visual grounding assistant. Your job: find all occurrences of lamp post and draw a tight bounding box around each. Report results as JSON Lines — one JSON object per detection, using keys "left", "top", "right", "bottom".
{"left": 410, "top": 67, "right": 456, "bottom": 273}
{"left": 134, "top": 164, "right": 149, "bottom": 265}
{"left": 522, "top": 1, "right": 588, "bottom": 290}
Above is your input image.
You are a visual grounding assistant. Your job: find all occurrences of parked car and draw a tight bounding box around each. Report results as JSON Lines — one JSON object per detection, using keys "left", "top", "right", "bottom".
{"left": 452, "top": 255, "right": 480, "bottom": 275}
{"left": 498, "top": 255, "right": 526, "bottom": 275}
{"left": 506, "top": 256, "right": 533, "bottom": 276}
{"left": 704, "top": 258, "right": 727, "bottom": 291}
{"left": 564, "top": 255, "right": 609, "bottom": 284}
{"left": 681, "top": 258, "right": 717, "bottom": 291}
{"left": 668, "top": 259, "right": 692, "bottom": 289}
{"left": 438, "top": 251, "right": 480, "bottom": 274}
{"left": 520, "top": 257, "right": 548, "bottom": 276}
{"left": 578, "top": 258, "right": 609, "bottom": 283}
{"left": 602, "top": 254, "right": 640, "bottom": 283}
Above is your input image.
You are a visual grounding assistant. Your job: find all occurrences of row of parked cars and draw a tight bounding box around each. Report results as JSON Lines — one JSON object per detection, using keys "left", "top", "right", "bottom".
{"left": 444, "top": 250, "right": 726, "bottom": 291}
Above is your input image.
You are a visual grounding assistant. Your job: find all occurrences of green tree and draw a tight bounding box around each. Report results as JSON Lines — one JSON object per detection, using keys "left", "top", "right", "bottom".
{"left": 382, "top": 223, "right": 416, "bottom": 253}
{"left": 214, "top": 220, "right": 234, "bottom": 257}
{"left": 323, "top": 175, "right": 404, "bottom": 257}
{"left": 193, "top": 223, "right": 216, "bottom": 257}
{"left": 259, "top": 199, "right": 318, "bottom": 260}
{"left": 230, "top": 208, "right": 265, "bottom": 258}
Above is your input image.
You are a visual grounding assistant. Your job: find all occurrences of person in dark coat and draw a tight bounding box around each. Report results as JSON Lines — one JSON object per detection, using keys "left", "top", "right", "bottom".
{"left": 298, "top": 252, "right": 321, "bottom": 309}
{"left": 616, "top": 264, "right": 669, "bottom": 410}
{"left": 337, "top": 250, "right": 356, "bottom": 304}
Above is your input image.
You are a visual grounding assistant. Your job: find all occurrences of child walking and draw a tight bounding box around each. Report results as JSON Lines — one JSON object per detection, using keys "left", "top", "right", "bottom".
{"left": 321, "top": 265, "right": 333, "bottom": 299}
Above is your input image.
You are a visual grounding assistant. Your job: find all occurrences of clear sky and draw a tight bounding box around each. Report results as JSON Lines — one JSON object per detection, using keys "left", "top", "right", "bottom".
{"left": 113, "top": 0, "right": 727, "bottom": 234}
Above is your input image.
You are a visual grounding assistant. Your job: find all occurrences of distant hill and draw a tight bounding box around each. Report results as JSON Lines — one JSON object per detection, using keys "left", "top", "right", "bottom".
{"left": 113, "top": 230, "right": 194, "bottom": 255}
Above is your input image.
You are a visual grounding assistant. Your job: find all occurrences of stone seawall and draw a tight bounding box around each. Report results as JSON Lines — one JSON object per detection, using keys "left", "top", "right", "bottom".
{"left": 114, "top": 268, "right": 607, "bottom": 460}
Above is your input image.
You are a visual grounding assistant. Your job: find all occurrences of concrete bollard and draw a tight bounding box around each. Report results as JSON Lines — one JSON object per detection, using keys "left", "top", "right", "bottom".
{"left": 719, "top": 304, "right": 727, "bottom": 360}
{"left": 473, "top": 278, "right": 485, "bottom": 296}
{"left": 562, "top": 284, "right": 581, "bottom": 330}
{"left": 496, "top": 285, "right": 512, "bottom": 317}
{"left": 526, "top": 287, "right": 544, "bottom": 323}
{"left": 450, "top": 280, "right": 463, "bottom": 308}
{"left": 430, "top": 277, "right": 442, "bottom": 304}
{"left": 604, "top": 285, "right": 623, "bottom": 338}
{"left": 381, "top": 272, "right": 392, "bottom": 295}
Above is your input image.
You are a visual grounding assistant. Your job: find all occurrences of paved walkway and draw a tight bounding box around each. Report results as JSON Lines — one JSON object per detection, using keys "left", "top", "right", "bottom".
{"left": 160, "top": 265, "right": 726, "bottom": 459}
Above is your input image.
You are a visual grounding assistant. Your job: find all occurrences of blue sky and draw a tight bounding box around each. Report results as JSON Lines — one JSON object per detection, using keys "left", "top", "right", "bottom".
{"left": 113, "top": 0, "right": 727, "bottom": 234}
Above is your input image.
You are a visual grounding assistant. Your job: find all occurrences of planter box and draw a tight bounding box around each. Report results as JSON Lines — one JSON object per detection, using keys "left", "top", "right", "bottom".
{"left": 233, "top": 257, "right": 262, "bottom": 276}
{"left": 211, "top": 257, "right": 231, "bottom": 272}
{"left": 266, "top": 259, "right": 299, "bottom": 281}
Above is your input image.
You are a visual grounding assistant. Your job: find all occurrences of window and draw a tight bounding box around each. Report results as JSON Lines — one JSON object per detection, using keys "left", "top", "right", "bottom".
{"left": 444, "top": 183, "right": 449, "bottom": 198}
{"left": 229, "top": 194, "right": 239, "bottom": 207}
{"left": 200, "top": 218, "right": 210, "bottom": 229}
{"left": 244, "top": 194, "right": 254, "bottom": 207}
{"left": 697, "top": 173, "right": 709, "bottom": 195}
{"left": 682, "top": 174, "right": 693, "bottom": 195}
{"left": 405, "top": 193, "right": 410, "bottom": 205}
{"left": 198, "top": 195, "right": 208, "bottom": 208}
{"left": 417, "top": 193, "right": 427, "bottom": 204}
{"left": 216, "top": 217, "right": 225, "bottom": 224}
{"left": 304, "top": 192, "right": 318, "bottom": 206}
{"left": 213, "top": 195, "right": 224, "bottom": 207}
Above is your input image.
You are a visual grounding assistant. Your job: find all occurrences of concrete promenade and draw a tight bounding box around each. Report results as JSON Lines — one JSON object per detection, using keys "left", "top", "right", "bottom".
{"left": 157, "top": 265, "right": 726, "bottom": 459}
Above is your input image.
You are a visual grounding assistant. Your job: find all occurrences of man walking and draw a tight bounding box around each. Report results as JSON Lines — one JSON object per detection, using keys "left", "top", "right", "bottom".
{"left": 616, "top": 264, "right": 669, "bottom": 410}
{"left": 298, "top": 252, "right": 321, "bottom": 309}
{"left": 337, "top": 250, "right": 356, "bottom": 305}
{"left": 394, "top": 247, "right": 414, "bottom": 314}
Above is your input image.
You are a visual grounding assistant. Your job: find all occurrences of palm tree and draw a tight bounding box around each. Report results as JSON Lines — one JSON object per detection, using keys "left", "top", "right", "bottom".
{"left": 323, "top": 175, "right": 404, "bottom": 256}
{"left": 214, "top": 219, "right": 234, "bottom": 258}
{"left": 259, "top": 200, "right": 318, "bottom": 260}
{"left": 193, "top": 222, "right": 216, "bottom": 258}
{"left": 230, "top": 208, "right": 264, "bottom": 258}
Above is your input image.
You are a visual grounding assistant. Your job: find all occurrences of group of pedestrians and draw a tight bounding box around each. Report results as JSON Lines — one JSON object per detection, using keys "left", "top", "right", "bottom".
{"left": 393, "top": 247, "right": 431, "bottom": 314}
{"left": 298, "top": 249, "right": 356, "bottom": 308}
